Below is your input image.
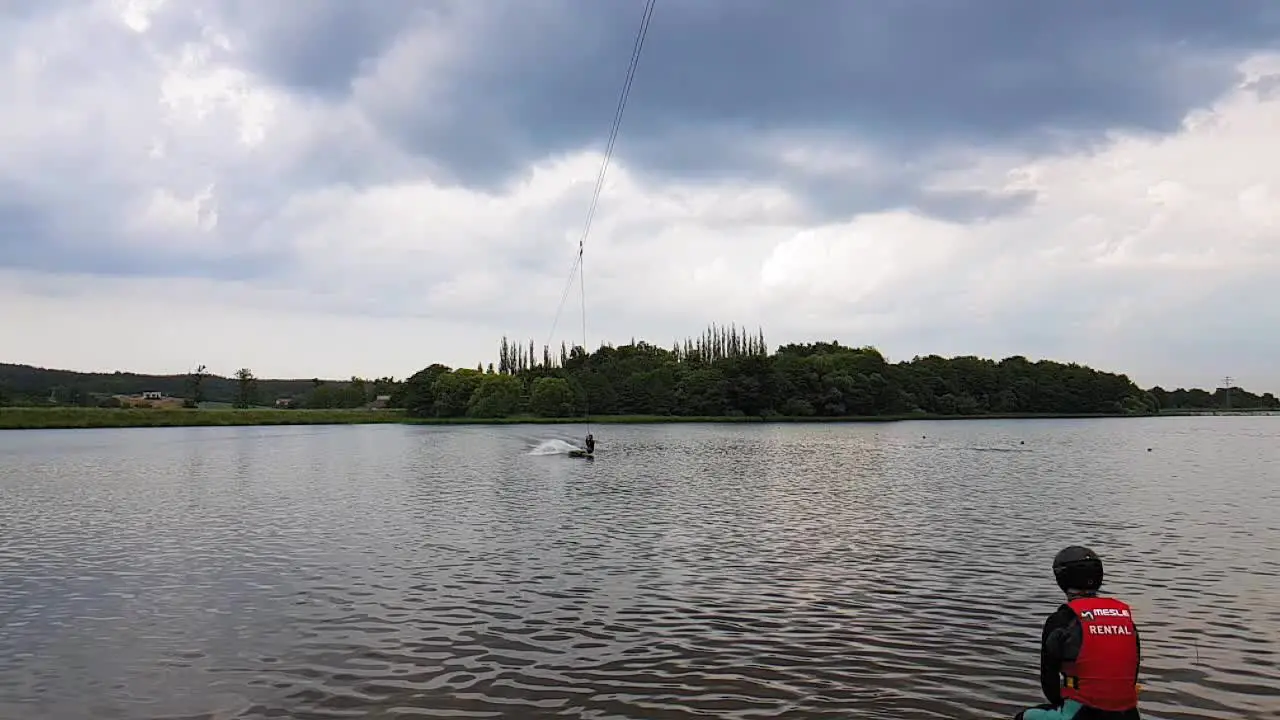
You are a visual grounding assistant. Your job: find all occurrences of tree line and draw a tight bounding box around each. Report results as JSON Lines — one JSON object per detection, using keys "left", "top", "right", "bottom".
{"left": 397, "top": 323, "right": 1280, "bottom": 419}
{"left": 3, "top": 323, "right": 1277, "bottom": 417}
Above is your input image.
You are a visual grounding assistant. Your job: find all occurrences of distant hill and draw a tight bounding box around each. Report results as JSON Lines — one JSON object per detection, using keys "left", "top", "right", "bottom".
{"left": 0, "top": 363, "right": 335, "bottom": 405}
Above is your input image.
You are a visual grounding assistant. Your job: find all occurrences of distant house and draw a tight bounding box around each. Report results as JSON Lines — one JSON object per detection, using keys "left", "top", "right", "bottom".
{"left": 274, "top": 398, "right": 294, "bottom": 408}
{"left": 370, "top": 394, "right": 392, "bottom": 409}
{"left": 114, "top": 392, "right": 183, "bottom": 408}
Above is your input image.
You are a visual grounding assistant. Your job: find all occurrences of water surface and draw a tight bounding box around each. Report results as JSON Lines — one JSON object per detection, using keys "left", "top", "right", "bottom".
{"left": 1, "top": 417, "right": 1277, "bottom": 719}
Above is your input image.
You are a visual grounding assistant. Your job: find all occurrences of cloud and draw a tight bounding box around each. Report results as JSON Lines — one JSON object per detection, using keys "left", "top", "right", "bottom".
{"left": 1, "top": 1, "right": 1278, "bottom": 390}
{"left": 254, "top": 0, "right": 1280, "bottom": 192}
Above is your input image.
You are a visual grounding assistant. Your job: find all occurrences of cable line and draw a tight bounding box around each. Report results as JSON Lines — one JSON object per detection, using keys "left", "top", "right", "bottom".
{"left": 543, "top": 0, "right": 657, "bottom": 440}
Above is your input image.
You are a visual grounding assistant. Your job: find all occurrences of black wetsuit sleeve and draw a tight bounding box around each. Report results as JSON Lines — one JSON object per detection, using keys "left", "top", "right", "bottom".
{"left": 1039, "top": 612, "right": 1059, "bottom": 705}
{"left": 1039, "top": 605, "right": 1077, "bottom": 705}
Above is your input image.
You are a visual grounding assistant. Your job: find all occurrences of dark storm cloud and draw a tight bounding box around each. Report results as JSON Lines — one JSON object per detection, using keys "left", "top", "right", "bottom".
{"left": 759, "top": 165, "right": 1035, "bottom": 224}
{"left": 614, "top": 125, "right": 1037, "bottom": 223}
{"left": 230, "top": 0, "right": 1280, "bottom": 222}
{"left": 0, "top": 183, "right": 283, "bottom": 281}
{"left": 4, "top": 1, "right": 1278, "bottom": 281}
{"left": 211, "top": 0, "right": 434, "bottom": 98}
{"left": 0, "top": 226, "right": 282, "bottom": 281}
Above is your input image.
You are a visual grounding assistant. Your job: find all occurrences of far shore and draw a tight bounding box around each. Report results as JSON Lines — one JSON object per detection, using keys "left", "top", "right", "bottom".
{"left": 1, "top": 406, "right": 1272, "bottom": 431}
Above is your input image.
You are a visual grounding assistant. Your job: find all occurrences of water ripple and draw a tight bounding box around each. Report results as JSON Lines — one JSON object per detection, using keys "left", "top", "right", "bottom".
{"left": 0, "top": 418, "right": 1277, "bottom": 719}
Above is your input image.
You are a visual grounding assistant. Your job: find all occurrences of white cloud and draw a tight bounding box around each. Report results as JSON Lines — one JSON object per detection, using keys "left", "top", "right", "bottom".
{"left": 1, "top": 3, "right": 1278, "bottom": 392}
{"left": 0, "top": 270, "right": 496, "bottom": 379}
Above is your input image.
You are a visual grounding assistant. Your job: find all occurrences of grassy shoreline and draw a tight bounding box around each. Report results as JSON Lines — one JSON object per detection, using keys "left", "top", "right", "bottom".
{"left": 2, "top": 406, "right": 1264, "bottom": 430}
{"left": 0, "top": 407, "right": 407, "bottom": 430}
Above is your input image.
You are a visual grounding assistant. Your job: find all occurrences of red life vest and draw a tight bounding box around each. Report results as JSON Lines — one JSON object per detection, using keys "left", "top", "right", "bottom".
{"left": 1060, "top": 596, "right": 1140, "bottom": 712}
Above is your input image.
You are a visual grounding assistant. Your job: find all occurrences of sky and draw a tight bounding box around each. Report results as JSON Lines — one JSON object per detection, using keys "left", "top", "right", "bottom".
{"left": 2, "top": 1, "right": 1279, "bottom": 392}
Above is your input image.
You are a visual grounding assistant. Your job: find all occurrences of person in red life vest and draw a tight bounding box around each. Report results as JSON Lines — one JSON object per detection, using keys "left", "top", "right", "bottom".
{"left": 1014, "top": 546, "right": 1142, "bottom": 720}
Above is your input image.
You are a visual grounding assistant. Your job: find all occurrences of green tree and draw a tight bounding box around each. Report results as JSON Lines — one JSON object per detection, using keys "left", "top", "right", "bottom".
{"left": 20, "top": 320, "right": 1274, "bottom": 420}
{"left": 466, "top": 323, "right": 1184, "bottom": 419}
{"left": 185, "top": 364, "right": 208, "bottom": 408}
{"left": 349, "top": 376, "right": 368, "bottom": 406}
{"left": 432, "top": 369, "right": 484, "bottom": 417}
{"left": 303, "top": 382, "right": 343, "bottom": 409}
{"left": 529, "top": 377, "right": 576, "bottom": 417}
{"left": 402, "top": 364, "right": 452, "bottom": 417}
{"left": 467, "top": 374, "right": 523, "bottom": 418}
{"left": 233, "top": 368, "right": 257, "bottom": 408}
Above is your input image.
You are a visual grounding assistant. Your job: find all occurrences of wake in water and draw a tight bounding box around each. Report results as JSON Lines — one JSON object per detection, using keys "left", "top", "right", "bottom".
{"left": 528, "top": 439, "right": 583, "bottom": 456}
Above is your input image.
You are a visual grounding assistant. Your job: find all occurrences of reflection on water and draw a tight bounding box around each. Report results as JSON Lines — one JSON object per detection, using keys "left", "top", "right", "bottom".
{"left": 0, "top": 418, "right": 1277, "bottom": 719}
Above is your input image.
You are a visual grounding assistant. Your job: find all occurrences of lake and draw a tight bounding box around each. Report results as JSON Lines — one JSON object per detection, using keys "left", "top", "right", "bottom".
{"left": 0, "top": 417, "right": 1276, "bottom": 719}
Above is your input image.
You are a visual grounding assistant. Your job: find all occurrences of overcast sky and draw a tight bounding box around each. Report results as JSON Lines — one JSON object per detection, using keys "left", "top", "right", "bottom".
{"left": 3, "top": 1, "right": 1278, "bottom": 391}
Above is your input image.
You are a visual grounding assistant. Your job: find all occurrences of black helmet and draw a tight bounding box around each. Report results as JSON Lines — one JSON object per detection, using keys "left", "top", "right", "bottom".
{"left": 1052, "top": 545, "right": 1104, "bottom": 593}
